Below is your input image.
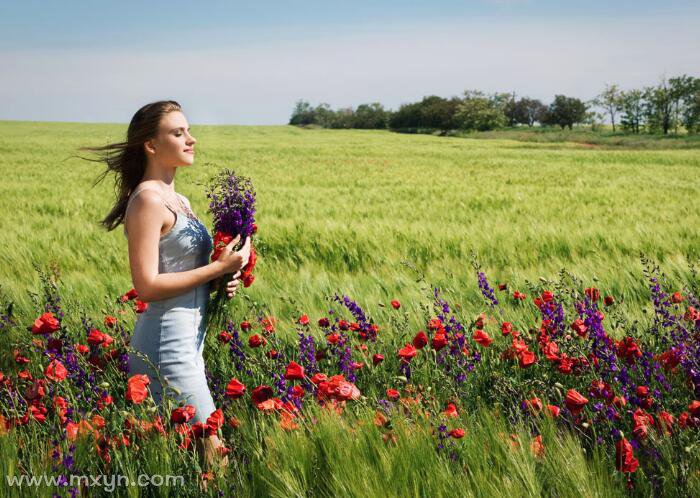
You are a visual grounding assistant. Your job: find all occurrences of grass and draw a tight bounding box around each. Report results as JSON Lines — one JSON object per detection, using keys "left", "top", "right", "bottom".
{"left": 0, "top": 121, "right": 698, "bottom": 332}
{"left": 0, "top": 121, "right": 699, "bottom": 496}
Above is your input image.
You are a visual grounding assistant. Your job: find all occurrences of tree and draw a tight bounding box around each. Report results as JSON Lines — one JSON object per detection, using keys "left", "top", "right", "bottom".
{"left": 508, "top": 97, "right": 547, "bottom": 126}
{"left": 503, "top": 92, "right": 518, "bottom": 127}
{"left": 388, "top": 102, "right": 423, "bottom": 130}
{"left": 644, "top": 77, "right": 674, "bottom": 134}
{"left": 593, "top": 84, "right": 623, "bottom": 132}
{"left": 669, "top": 75, "right": 700, "bottom": 134}
{"left": 619, "top": 89, "right": 645, "bottom": 134}
{"left": 543, "top": 95, "right": 588, "bottom": 130}
{"left": 683, "top": 83, "right": 700, "bottom": 133}
{"left": 417, "top": 95, "right": 461, "bottom": 131}
{"left": 313, "top": 103, "right": 336, "bottom": 128}
{"left": 327, "top": 107, "right": 355, "bottom": 129}
{"left": 289, "top": 100, "right": 316, "bottom": 125}
{"left": 353, "top": 103, "right": 388, "bottom": 129}
{"left": 455, "top": 90, "right": 508, "bottom": 131}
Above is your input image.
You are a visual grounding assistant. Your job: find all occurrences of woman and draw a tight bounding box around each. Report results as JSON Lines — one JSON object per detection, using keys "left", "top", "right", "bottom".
{"left": 81, "top": 100, "right": 250, "bottom": 468}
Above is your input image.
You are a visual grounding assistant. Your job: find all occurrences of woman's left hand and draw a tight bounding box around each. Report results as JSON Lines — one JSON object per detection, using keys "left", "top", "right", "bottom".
{"left": 225, "top": 273, "right": 241, "bottom": 299}
{"left": 211, "top": 271, "right": 242, "bottom": 299}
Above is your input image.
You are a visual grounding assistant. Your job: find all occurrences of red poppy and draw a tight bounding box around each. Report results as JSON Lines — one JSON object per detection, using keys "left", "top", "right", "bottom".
{"left": 386, "top": 389, "right": 400, "bottom": 401}
{"left": 218, "top": 331, "right": 232, "bottom": 343}
{"left": 604, "top": 295, "right": 615, "bottom": 306}
{"left": 525, "top": 397, "right": 543, "bottom": 414}
{"left": 473, "top": 329, "right": 493, "bottom": 347}
{"left": 44, "top": 360, "right": 67, "bottom": 382}
{"left": 543, "top": 341, "right": 559, "bottom": 361}
{"left": 546, "top": 404, "right": 561, "bottom": 417}
{"left": 632, "top": 408, "right": 654, "bottom": 439}
{"left": 372, "top": 354, "right": 384, "bottom": 365}
{"left": 615, "top": 437, "right": 639, "bottom": 473}
{"left": 443, "top": 402, "right": 459, "bottom": 418}
{"left": 31, "top": 312, "right": 60, "bottom": 335}
{"left": 616, "top": 337, "right": 642, "bottom": 365}
{"left": 87, "top": 329, "right": 113, "bottom": 348}
{"left": 206, "top": 409, "right": 224, "bottom": 434}
{"left": 317, "top": 375, "right": 361, "bottom": 401}
{"left": 570, "top": 319, "right": 588, "bottom": 337}
{"left": 225, "top": 378, "right": 246, "bottom": 399}
{"left": 251, "top": 385, "right": 273, "bottom": 405}
{"left": 584, "top": 287, "right": 600, "bottom": 302}
{"left": 670, "top": 291, "right": 684, "bottom": 303}
{"left": 120, "top": 287, "right": 138, "bottom": 303}
{"left": 518, "top": 350, "right": 536, "bottom": 368}
{"left": 318, "top": 317, "right": 330, "bottom": 327}
{"left": 413, "top": 331, "right": 428, "bottom": 349}
{"left": 96, "top": 393, "right": 113, "bottom": 410}
{"left": 134, "top": 300, "right": 148, "bottom": 313}
{"left": 432, "top": 333, "right": 448, "bottom": 350}
{"left": 310, "top": 373, "right": 328, "bottom": 385}
{"left": 284, "top": 361, "right": 305, "bottom": 381}
{"left": 397, "top": 343, "right": 417, "bottom": 362}
{"left": 240, "top": 321, "right": 252, "bottom": 331}
{"left": 564, "top": 389, "right": 588, "bottom": 416}
{"left": 689, "top": 400, "right": 700, "bottom": 417}
{"left": 171, "top": 405, "right": 196, "bottom": 423}
{"left": 297, "top": 314, "right": 310, "bottom": 326}
{"left": 248, "top": 334, "right": 264, "bottom": 348}
{"left": 103, "top": 316, "right": 118, "bottom": 328}
{"left": 210, "top": 231, "right": 234, "bottom": 262}
{"left": 501, "top": 322, "right": 513, "bottom": 336}
{"left": 390, "top": 300, "right": 401, "bottom": 309}
{"left": 327, "top": 333, "right": 340, "bottom": 344}
{"left": 449, "top": 428, "right": 465, "bottom": 439}
{"left": 125, "top": 374, "right": 150, "bottom": 404}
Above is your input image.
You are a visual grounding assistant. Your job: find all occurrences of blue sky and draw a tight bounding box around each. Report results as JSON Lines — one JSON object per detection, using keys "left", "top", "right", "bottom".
{"left": 1, "top": 1, "right": 698, "bottom": 124}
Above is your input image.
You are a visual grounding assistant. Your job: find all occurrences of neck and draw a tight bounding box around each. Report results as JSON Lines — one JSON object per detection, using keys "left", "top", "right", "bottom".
{"left": 142, "top": 162, "right": 177, "bottom": 192}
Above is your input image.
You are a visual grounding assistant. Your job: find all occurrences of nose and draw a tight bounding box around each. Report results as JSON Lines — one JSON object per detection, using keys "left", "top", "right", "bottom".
{"left": 186, "top": 133, "right": 196, "bottom": 145}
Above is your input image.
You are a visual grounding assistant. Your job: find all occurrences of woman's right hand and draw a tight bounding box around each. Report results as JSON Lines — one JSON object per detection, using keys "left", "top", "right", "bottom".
{"left": 214, "top": 235, "right": 252, "bottom": 276}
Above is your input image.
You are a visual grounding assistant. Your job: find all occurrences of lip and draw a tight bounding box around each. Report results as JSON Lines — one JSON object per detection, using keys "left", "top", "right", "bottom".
{"left": 184, "top": 149, "right": 195, "bottom": 154}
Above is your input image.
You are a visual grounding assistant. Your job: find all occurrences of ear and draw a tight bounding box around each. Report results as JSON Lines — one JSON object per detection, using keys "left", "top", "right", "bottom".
{"left": 143, "top": 139, "right": 156, "bottom": 155}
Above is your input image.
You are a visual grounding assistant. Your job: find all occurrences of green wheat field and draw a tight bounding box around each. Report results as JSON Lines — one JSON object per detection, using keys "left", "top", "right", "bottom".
{"left": 0, "top": 121, "right": 699, "bottom": 497}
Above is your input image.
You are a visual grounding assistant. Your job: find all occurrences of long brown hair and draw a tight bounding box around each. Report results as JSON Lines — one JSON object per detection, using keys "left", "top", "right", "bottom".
{"left": 78, "top": 100, "right": 182, "bottom": 231}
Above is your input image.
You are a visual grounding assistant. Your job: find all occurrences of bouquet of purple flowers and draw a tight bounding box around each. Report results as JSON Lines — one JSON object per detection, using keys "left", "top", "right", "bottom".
{"left": 205, "top": 168, "right": 257, "bottom": 331}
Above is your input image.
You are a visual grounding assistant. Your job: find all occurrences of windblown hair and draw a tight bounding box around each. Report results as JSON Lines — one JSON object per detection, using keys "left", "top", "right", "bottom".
{"left": 78, "top": 100, "right": 182, "bottom": 231}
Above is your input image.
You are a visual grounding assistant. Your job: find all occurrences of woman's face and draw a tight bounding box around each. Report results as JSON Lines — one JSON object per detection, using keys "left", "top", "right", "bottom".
{"left": 145, "top": 110, "right": 197, "bottom": 167}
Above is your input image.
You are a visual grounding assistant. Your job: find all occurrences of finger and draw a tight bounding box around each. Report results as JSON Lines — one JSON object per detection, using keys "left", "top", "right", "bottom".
{"left": 226, "top": 234, "right": 241, "bottom": 248}
{"left": 233, "top": 271, "right": 241, "bottom": 279}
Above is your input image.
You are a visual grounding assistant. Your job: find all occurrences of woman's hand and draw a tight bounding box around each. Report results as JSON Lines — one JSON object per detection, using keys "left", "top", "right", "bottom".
{"left": 214, "top": 235, "right": 252, "bottom": 276}
{"left": 211, "top": 271, "right": 242, "bottom": 299}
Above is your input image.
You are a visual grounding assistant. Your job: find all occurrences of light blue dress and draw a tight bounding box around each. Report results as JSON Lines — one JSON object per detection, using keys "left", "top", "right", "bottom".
{"left": 123, "top": 187, "right": 216, "bottom": 424}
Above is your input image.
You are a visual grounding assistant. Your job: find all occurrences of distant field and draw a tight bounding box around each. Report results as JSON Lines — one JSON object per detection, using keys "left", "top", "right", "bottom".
{"left": 0, "top": 121, "right": 698, "bottom": 331}
{"left": 454, "top": 126, "right": 700, "bottom": 149}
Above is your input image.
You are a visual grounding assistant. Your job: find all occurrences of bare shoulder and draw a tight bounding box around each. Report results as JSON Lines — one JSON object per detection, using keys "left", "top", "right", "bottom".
{"left": 125, "top": 189, "right": 165, "bottom": 228}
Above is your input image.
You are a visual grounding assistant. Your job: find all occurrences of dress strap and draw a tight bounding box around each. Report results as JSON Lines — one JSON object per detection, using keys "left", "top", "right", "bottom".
{"left": 123, "top": 187, "right": 181, "bottom": 237}
{"left": 126, "top": 187, "right": 180, "bottom": 216}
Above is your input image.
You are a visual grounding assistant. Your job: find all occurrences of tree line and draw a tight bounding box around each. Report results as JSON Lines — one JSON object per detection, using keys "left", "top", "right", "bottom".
{"left": 289, "top": 74, "right": 700, "bottom": 135}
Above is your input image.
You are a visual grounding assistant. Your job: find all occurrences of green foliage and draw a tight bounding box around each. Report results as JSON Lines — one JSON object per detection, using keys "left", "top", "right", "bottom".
{"left": 541, "top": 95, "right": 588, "bottom": 130}
{"left": 455, "top": 90, "right": 509, "bottom": 132}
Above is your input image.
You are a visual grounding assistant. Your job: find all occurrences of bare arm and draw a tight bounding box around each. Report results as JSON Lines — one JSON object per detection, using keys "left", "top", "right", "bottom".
{"left": 125, "top": 190, "right": 238, "bottom": 302}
